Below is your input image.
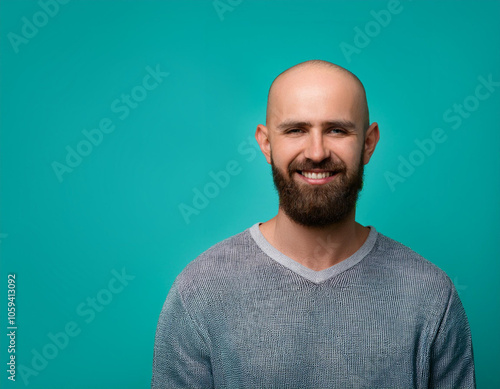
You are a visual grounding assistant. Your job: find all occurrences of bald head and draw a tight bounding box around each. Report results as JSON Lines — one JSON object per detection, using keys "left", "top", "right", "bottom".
{"left": 266, "top": 60, "right": 370, "bottom": 132}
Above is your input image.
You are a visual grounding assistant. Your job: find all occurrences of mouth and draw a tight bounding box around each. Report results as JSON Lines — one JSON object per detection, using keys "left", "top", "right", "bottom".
{"left": 298, "top": 170, "right": 335, "bottom": 179}
{"left": 296, "top": 170, "right": 339, "bottom": 184}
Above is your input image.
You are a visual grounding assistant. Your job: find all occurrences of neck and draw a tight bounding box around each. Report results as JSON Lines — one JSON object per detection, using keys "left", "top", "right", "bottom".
{"left": 259, "top": 208, "right": 370, "bottom": 271}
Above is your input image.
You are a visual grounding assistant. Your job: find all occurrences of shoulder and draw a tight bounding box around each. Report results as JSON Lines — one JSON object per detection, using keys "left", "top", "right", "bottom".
{"left": 369, "top": 230, "right": 454, "bottom": 298}
{"left": 173, "top": 227, "right": 254, "bottom": 294}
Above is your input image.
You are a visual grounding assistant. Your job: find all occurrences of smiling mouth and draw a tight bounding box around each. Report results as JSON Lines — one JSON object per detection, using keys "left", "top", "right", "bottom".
{"left": 297, "top": 170, "right": 336, "bottom": 179}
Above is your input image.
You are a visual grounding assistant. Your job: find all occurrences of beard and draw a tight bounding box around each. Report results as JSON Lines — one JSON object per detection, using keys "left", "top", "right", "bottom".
{"left": 270, "top": 152, "right": 365, "bottom": 227}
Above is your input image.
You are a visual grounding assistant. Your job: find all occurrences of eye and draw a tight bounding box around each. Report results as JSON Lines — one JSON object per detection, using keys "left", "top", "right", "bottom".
{"left": 328, "top": 128, "right": 345, "bottom": 134}
{"left": 286, "top": 128, "right": 304, "bottom": 134}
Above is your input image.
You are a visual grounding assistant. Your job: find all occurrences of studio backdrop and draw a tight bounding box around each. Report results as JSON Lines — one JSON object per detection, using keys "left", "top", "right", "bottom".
{"left": 1, "top": 0, "right": 499, "bottom": 388}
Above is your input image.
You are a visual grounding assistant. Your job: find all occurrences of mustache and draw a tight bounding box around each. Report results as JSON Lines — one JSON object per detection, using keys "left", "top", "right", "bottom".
{"left": 288, "top": 160, "right": 347, "bottom": 174}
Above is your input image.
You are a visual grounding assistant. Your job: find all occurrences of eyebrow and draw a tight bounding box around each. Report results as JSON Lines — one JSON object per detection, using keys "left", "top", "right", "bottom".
{"left": 276, "top": 119, "right": 357, "bottom": 132}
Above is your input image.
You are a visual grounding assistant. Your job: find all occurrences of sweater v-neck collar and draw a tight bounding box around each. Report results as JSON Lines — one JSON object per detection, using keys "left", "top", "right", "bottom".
{"left": 249, "top": 222, "right": 378, "bottom": 284}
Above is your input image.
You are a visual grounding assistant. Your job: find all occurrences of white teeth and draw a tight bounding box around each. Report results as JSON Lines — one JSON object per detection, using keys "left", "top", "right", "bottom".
{"left": 301, "top": 171, "right": 333, "bottom": 179}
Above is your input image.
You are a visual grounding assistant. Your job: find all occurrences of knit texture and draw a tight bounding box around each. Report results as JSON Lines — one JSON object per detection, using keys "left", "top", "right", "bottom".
{"left": 152, "top": 223, "right": 476, "bottom": 388}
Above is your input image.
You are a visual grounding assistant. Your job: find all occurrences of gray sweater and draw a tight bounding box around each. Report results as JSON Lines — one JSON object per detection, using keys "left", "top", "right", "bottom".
{"left": 152, "top": 223, "right": 476, "bottom": 388}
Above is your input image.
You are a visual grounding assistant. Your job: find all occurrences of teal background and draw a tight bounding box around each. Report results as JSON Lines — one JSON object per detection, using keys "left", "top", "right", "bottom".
{"left": 1, "top": 0, "right": 499, "bottom": 388}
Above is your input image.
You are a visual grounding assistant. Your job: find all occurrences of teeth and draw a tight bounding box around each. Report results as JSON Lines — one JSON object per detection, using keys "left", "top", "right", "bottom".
{"left": 301, "top": 171, "right": 333, "bottom": 179}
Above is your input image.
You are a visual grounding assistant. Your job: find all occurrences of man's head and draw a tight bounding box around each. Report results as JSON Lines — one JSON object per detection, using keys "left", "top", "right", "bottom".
{"left": 255, "top": 60, "right": 380, "bottom": 227}
{"left": 265, "top": 60, "right": 370, "bottom": 132}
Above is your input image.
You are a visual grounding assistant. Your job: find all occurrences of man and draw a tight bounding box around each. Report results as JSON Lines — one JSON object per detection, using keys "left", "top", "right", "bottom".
{"left": 151, "top": 60, "right": 476, "bottom": 388}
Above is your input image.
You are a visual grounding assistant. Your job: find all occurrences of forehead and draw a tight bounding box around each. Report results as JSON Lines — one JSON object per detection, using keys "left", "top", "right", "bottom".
{"left": 268, "top": 67, "right": 365, "bottom": 128}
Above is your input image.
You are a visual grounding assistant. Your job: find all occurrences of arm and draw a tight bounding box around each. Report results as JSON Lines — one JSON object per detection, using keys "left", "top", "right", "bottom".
{"left": 428, "top": 282, "right": 476, "bottom": 389}
{"left": 151, "top": 280, "right": 214, "bottom": 389}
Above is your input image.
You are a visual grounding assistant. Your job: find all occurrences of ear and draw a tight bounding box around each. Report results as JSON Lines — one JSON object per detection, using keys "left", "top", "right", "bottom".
{"left": 363, "top": 122, "right": 380, "bottom": 165}
{"left": 255, "top": 124, "right": 272, "bottom": 164}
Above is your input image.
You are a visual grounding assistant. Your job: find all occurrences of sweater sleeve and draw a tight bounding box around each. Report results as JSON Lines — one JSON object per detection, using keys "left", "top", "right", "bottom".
{"left": 428, "top": 282, "right": 476, "bottom": 389}
{"left": 151, "top": 279, "right": 214, "bottom": 389}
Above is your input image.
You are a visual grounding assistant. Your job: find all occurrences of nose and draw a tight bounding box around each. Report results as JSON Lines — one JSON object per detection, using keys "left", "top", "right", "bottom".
{"left": 303, "top": 131, "right": 329, "bottom": 162}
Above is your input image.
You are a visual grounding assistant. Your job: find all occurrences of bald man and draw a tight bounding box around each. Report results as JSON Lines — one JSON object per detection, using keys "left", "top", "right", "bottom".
{"left": 152, "top": 60, "right": 476, "bottom": 389}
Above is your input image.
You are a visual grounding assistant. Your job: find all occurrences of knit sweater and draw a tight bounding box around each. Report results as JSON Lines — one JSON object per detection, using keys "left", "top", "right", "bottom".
{"left": 152, "top": 223, "right": 476, "bottom": 388}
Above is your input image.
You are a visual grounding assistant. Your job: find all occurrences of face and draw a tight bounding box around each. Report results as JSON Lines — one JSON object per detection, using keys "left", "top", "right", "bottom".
{"left": 256, "top": 66, "right": 379, "bottom": 227}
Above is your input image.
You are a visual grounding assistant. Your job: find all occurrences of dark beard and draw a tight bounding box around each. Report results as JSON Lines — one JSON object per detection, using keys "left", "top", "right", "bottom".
{"left": 271, "top": 153, "right": 365, "bottom": 227}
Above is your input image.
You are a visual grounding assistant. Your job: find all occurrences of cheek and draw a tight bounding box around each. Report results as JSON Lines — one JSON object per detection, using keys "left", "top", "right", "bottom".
{"left": 327, "top": 140, "right": 361, "bottom": 162}
{"left": 272, "top": 142, "right": 299, "bottom": 164}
